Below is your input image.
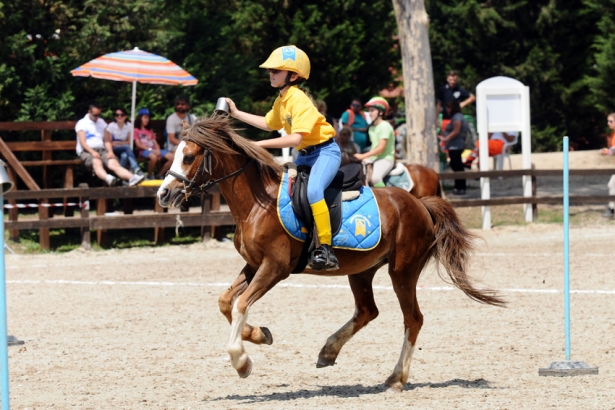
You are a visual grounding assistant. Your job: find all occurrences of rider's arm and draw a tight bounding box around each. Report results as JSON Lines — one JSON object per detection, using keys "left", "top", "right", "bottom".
{"left": 354, "top": 139, "right": 387, "bottom": 161}
{"left": 256, "top": 133, "right": 304, "bottom": 149}
{"left": 225, "top": 98, "right": 273, "bottom": 131}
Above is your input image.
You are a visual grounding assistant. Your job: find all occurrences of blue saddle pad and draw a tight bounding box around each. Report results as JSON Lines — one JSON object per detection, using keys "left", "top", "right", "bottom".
{"left": 277, "top": 171, "right": 382, "bottom": 251}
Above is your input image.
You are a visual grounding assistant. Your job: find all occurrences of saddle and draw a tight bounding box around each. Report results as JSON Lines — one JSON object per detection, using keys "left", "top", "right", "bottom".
{"left": 289, "top": 163, "right": 363, "bottom": 272}
{"left": 291, "top": 163, "right": 363, "bottom": 234}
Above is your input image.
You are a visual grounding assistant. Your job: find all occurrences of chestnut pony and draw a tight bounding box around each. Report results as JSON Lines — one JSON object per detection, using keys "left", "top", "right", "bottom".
{"left": 406, "top": 164, "right": 442, "bottom": 198}
{"left": 157, "top": 115, "right": 503, "bottom": 392}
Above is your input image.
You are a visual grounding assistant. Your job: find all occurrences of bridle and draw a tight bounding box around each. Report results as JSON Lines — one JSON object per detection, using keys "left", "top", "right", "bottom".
{"left": 165, "top": 142, "right": 254, "bottom": 200}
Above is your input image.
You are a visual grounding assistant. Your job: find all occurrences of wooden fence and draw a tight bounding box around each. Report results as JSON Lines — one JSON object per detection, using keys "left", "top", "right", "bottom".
{"left": 439, "top": 168, "right": 615, "bottom": 207}
{"left": 3, "top": 184, "right": 234, "bottom": 250}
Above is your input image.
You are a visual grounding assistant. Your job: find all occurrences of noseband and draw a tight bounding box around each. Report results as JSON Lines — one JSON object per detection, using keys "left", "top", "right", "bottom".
{"left": 166, "top": 143, "right": 254, "bottom": 198}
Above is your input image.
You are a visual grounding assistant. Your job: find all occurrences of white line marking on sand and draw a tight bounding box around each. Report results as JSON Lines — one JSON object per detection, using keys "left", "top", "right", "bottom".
{"left": 6, "top": 279, "right": 615, "bottom": 295}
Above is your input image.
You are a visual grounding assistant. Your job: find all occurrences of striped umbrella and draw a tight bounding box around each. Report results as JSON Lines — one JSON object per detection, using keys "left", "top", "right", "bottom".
{"left": 71, "top": 47, "right": 198, "bottom": 148}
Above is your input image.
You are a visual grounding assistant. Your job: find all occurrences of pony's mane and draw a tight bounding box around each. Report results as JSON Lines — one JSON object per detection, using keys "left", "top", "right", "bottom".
{"left": 180, "top": 113, "right": 283, "bottom": 185}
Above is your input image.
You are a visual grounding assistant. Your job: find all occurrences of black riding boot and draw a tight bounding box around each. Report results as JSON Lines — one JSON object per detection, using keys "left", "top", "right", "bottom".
{"left": 309, "top": 244, "right": 339, "bottom": 271}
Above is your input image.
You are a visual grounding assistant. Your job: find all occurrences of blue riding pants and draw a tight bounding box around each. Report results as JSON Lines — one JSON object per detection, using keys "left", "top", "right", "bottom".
{"left": 294, "top": 141, "right": 342, "bottom": 205}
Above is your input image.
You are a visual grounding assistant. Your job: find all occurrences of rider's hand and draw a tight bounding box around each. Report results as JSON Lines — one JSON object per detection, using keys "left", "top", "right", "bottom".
{"left": 225, "top": 98, "right": 237, "bottom": 117}
{"left": 354, "top": 153, "right": 366, "bottom": 161}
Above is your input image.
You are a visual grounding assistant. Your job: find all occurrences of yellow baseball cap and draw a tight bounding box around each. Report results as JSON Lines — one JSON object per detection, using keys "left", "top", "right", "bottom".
{"left": 259, "top": 46, "right": 311, "bottom": 80}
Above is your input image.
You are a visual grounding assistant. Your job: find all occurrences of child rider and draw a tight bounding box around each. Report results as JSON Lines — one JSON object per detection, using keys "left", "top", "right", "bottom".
{"left": 224, "top": 45, "right": 342, "bottom": 271}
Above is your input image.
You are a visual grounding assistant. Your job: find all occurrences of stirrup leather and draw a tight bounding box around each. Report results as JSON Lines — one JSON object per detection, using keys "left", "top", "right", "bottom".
{"left": 309, "top": 244, "right": 339, "bottom": 271}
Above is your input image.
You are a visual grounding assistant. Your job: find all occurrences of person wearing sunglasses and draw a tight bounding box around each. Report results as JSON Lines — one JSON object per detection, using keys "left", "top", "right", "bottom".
{"left": 225, "top": 45, "right": 341, "bottom": 271}
{"left": 340, "top": 98, "right": 370, "bottom": 153}
{"left": 75, "top": 104, "right": 144, "bottom": 187}
{"left": 104, "top": 107, "right": 144, "bottom": 178}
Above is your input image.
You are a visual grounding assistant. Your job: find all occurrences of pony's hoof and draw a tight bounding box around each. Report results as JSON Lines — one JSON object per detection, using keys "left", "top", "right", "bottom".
{"left": 316, "top": 357, "right": 336, "bottom": 368}
{"left": 237, "top": 357, "right": 253, "bottom": 378}
{"left": 260, "top": 327, "right": 273, "bottom": 345}
{"left": 385, "top": 383, "right": 404, "bottom": 394}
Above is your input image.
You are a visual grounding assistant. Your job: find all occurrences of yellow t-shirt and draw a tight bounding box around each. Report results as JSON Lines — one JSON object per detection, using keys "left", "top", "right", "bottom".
{"left": 264, "top": 86, "right": 336, "bottom": 151}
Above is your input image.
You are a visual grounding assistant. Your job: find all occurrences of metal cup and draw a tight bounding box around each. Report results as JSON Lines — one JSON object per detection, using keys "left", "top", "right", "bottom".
{"left": 214, "top": 97, "right": 230, "bottom": 115}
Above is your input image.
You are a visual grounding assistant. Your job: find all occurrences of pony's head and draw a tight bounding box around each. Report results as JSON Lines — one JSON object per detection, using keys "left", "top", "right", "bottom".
{"left": 157, "top": 114, "right": 282, "bottom": 208}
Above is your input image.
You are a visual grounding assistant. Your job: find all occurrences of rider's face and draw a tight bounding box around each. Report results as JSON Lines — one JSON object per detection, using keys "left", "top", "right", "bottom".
{"left": 368, "top": 107, "right": 380, "bottom": 122}
{"left": 268, "top": 69, "right": 289, "bottom": 88}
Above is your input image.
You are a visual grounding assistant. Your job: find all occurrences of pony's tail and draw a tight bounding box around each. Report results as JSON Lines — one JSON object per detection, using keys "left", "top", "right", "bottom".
{"left": 421, "top": 196, "right": 506, "bottom": 307}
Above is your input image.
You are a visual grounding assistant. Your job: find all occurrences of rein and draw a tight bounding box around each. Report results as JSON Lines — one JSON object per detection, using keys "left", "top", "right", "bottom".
{"left": 166, "top": 145, "right": 254, "bottom": 198}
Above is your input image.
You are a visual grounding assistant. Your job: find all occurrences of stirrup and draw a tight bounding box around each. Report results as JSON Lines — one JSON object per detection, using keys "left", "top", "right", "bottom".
{"left": 309, "top": 244, "right": 339, "bottom": 271}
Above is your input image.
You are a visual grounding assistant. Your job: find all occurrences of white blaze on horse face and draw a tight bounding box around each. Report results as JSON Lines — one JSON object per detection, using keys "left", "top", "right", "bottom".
{"left": 159, "top": 141, "right": 187, "bottom": 195}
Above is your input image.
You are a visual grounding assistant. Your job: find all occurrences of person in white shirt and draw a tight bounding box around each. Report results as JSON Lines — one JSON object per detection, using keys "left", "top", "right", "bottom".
{"left": 165, "top": 95, "right": 196, "bottom": 153}
{"left": 75, "top": 104, "right": 144, "bottom": 186}
{"left": 103, "top": 107, "right": 143, "bottom": 176}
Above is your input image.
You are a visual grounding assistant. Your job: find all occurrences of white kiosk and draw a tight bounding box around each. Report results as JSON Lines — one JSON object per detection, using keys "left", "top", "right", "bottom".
{"left": 476, "top": 76, "right": 532, "bottom": 230}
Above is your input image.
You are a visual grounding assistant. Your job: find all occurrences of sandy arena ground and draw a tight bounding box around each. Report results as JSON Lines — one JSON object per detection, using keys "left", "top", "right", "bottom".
{"left": 4, "top": 220, "right": 615, "bottom": 409}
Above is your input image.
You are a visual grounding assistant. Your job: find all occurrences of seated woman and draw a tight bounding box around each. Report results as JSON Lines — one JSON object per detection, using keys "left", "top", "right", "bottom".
{"left": 133, "top": 108, "right": 174, "bottom": 179}
{"left": 104, "top": 107, "right": 143, "bottom": 176}
{"left": 463, "top": 131, "right": 517, "bottom": 169}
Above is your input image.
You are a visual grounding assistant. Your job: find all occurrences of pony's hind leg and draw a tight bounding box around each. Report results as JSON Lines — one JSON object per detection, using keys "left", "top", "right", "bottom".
{"left": 219, "top": 264, "right": 273, "bottom": 345}
{"left": 385, "top": 265, "right": 424, "bottom": 393}
{"left": 317, "top": 267, "right": 379, "bottom": 368}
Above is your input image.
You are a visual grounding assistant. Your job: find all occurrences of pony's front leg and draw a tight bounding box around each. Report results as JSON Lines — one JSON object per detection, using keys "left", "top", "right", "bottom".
{"left": 219, "top": 265, "right": 273, "bottom": 345}
{"left": 227, "top": 260, "right": 289, "bottom": 378}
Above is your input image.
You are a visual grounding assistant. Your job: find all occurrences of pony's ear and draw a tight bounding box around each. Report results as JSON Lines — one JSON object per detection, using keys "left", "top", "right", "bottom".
{"left": 182, "top": 120, "right": 190, "bottom": 129}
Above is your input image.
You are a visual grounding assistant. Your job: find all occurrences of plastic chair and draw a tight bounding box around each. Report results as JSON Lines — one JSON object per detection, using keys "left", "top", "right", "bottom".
{"left": 493, "top": 132, "right": 519, "bottom": 170}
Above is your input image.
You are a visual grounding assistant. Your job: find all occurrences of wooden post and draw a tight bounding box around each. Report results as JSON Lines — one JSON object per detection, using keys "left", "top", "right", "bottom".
{"left": 96, "top": 197, "right": 107, "bottom": 247}
{"left": 41, "top": 130, "right": 52, "bottom": 189}
{"left": 79, "top": 183, "right": 91, "bottom": 250}
{"left": 63, "top": 166, "right": 74, "bottom": 217}
{"left": 531, "top": 163, "right": 537, "bottom": 218}
{"left": 0, "top": 136, "right": 40, "bottom": 190}
{"left": 200, "top": 193, "right": 212, "bottom": 242}
{"left": 38, "top": 199, "right": 50, "bottom": 251}
{"left": 6, "top": 168, "right": 19, "bottom": 242}
{"left": 154, "top": 199, "right": 165, "bottom": 245}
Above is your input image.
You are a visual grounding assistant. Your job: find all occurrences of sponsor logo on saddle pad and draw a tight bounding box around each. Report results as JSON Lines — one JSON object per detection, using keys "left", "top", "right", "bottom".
{"left": 277, "top": 171, "right": 382, "bottom": 250}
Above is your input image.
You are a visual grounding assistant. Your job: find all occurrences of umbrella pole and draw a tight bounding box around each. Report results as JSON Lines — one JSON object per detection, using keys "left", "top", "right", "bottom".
{"left": 130, "top": 80, "right": 137, "bottom": 150}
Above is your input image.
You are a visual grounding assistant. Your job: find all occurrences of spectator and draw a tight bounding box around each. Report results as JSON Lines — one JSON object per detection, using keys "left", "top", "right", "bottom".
{"left": 439, "top": 99, "right": 468, "bottom": 195}
{"left": 336, "top": 126, "right": 360, "bottom": 167}
{"left": 435, "top": 70, "right": 475, "bottom": 130}
{"left": 340, "top": 98, "right": 370, "bottom": 153}
{"left": 600, "top": 112, "right": 615, "bottom": 156}
{"left": 463, "top": 132, "right": 517, "bottom": 169}
{"left": 104, "top": 107, "right": 143, "bottom": 176}
{"left": 134, "top": 108, "right": 174, "bottom": 180}
{"left": 75, "top": 104, "right": 144, "bottom": 187}
{"left": 166, "top": 95, "right": 197, "bottom": 153}
{"left": 354, "top": 97, "right": 396, "bottom": 188}
{"left": 316, "top": 100, "right": 338, "bottom": 134}
{"left": 602, "top": 113, "right": 615, "bottom": 219}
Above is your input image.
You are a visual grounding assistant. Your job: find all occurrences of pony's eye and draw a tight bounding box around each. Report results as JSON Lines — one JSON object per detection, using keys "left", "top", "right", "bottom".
{"left": 183, "top": 155, "right": 195, "bottom": 165}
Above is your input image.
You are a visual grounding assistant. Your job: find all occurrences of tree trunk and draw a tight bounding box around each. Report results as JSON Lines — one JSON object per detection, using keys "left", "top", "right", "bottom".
{"left": 392, "top": 0, "right": 437, "bottom": 170}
